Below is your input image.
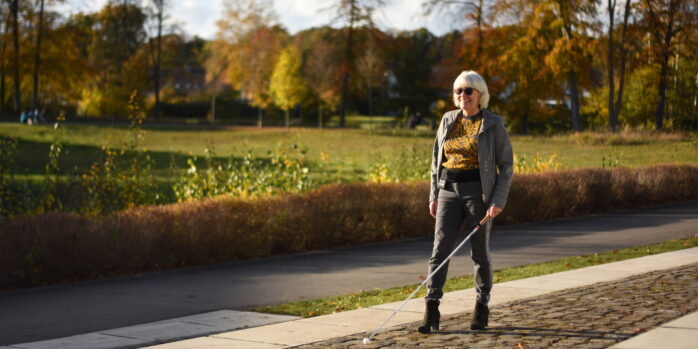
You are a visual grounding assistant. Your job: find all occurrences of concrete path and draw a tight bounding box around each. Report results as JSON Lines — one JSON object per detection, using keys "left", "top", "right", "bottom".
{"left": 0, "top": 201, "right": 696, "bottom": 345}
{"left": 146, "top": 247, "right": 698, "bottom": 348}
{"left": 609, "top": 311, "right": 698, "bottom": 349}
{"left": 1, "top": 311, "right": 298, "bottom": 349}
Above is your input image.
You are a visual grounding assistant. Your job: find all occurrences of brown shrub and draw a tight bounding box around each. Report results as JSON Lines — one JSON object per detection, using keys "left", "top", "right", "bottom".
{"left": 1, "top": 164, "right": 696, "bottom": 290}
{"left": 570, "top": 130, "right": 690, "bottom": 145}
{"left": 499, "top": 164, "right": 698, "bottom": 224}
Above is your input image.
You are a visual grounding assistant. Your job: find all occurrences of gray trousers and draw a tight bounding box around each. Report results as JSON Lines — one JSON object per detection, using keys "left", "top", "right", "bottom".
{"left": 425, "top": 181, "right": 492, "bottom": 304}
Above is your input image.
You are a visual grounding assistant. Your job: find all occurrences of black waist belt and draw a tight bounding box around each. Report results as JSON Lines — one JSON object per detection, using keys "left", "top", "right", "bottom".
{"left": 441, "top": 168, "right": 481, "bottom": 183}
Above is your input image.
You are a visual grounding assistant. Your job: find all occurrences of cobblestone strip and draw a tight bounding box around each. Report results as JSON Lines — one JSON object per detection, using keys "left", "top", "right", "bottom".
{"left": 294, "top": 263, "right": 698, "bottom": 349}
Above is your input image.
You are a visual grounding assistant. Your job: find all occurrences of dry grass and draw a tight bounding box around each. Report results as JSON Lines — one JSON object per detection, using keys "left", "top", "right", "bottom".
{"left": 500, "top": 164, "right": 698, "bottom": 224}
{"left": 569, "top": 130, "right": 692, "bottom": 146}
{"left": 1, "top": 164, "right": 697, "bottom": 290}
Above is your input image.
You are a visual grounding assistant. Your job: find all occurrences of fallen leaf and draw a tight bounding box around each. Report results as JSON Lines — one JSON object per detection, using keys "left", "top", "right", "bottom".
{"left": 634, "top": 327, "right": 642, "bottom": 334}
{"left": 418, "top": 275, "right": 426, "bottom": 280}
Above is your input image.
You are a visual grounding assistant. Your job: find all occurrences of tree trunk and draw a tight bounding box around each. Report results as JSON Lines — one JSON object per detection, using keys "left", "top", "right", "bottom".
{"left": 285, "top": 109, "right": 289, "bottom": 128}
{"left": 210, "top": 94, "right": 215, "bottom": 124}
{"left": 10, "top": 0, "right": 20, "bottom": 112}
{"left": 476, "top": 0, "right": 483, "bottom": 58}
{"left": 612, "top": 0, "right": 632, "bottom": 130}
{"left": 338, "top": 1, "right": 356, "bottom": 128}
{"left": 644, "top": 0, "right": 681, "bottom": 130}
{"left": 257, "top": 107, "right": 263, "bottom": 128}
{"left": 520, "top": 98, "right": 531, "bottom": 134}
{"left": 339, "top": 55, "right": 351, "bottom": 127}
{"left": 568, "top": 71, "right": 581, "bottom": 131}
{"left": 154, "top": 0, "right": 162, "bottom": 120}
{"left": 691, "top": 74, "right": 698, "bottom": 127}
{"left": 367, "top": 82, "right": 372, "bottom": 116}
{"left": 555, "top": 0, "right": 581, "bottom": 132}
{"left": 32, "top": 0, "right": 45, "bottom": 111}
{"left": 318, "top": 104, "right": 323, "bottom": 129}
{"left": 607, "top": 0, "right": 616, "bottom": 132}
{"left": 655, "top": 53, "right": 669, "bottom": 130}
{"left": 521, "top": 113, "right": 529, "bottom": 134}
{"left": 655, "top": 11, "right": 675, "bottom": 130}
{"left": 668, "top": 43, "right": 679, "bottom": 122}
{"left": 1, "top": 16, "right": 7, "bottom": 110}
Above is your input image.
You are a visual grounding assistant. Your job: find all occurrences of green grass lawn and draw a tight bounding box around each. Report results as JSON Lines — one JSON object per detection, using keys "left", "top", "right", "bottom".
{"left": 2, "top": 120, "right": 696, "bottom": 192}
{"left": 252, "top": 237, "right": 698, "bottom": 317}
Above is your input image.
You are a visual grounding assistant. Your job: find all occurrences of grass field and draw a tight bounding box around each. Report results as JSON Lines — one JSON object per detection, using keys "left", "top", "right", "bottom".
{"left": 2, "top": 120, "right": 697, "bottom": 188}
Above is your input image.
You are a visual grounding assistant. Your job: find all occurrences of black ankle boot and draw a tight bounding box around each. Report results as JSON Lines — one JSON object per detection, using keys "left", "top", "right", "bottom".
{"left": 470, "top": 301, "right": 489, "bottom": 330}
{"left": 417, "top": 300, "right": 440, "bottom": 334}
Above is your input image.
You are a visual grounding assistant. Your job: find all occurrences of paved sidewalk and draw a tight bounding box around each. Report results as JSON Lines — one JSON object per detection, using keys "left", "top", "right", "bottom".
{"left": 609, "top": 311, "right": 698, "bottom": 349}
{"left": 1, "top": 311, "right": 298, "bottom": 349}
{"left": 145, "top": 247, "right": 698, "bottom": 349}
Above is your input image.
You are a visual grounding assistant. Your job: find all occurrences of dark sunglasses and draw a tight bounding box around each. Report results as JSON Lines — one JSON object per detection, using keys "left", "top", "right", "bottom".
{"left": 453, "top": 87, "right": 475, "bottom": 95}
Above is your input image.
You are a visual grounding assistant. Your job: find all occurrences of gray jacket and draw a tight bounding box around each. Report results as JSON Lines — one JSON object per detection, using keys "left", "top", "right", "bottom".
{"left": 429, "top": 109, "right": 514, "bottom": 208}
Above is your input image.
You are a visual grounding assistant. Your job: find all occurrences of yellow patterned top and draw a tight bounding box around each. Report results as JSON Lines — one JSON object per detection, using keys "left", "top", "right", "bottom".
{"left": 442, "top": 113, "right": 482, "bottom": 170}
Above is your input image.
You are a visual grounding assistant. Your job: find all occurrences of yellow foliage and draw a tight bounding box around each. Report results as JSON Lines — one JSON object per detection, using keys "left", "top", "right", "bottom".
{"left": 320, "top": 152, "right": 330, "bottom": 165}
{"left": 368, "top": 162, "right": 397, "bottom": 184}
{"left": 514, "top": 153, "right": 562, "bottom": 173}
{"left": 269, "top": 46, "right": 308, "bottom": 110}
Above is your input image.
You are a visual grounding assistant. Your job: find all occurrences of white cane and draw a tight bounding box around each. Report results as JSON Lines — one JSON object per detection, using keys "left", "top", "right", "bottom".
{"left": 363, "top": 215, "right": 492, "bottom": 344}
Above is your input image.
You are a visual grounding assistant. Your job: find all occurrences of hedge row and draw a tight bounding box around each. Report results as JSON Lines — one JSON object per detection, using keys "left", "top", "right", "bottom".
{"left": 1, "top": 164, "right": 697, "bottom": 290}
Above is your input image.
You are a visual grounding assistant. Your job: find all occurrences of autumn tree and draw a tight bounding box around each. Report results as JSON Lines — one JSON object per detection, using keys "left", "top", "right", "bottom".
{"left": 355, "top": 38, "right": 385, "bottom": 116}
{"left": 388, "top": 29, "right": 440, "bottom": 119}
{"left": 496, "top": 0, "right": 597, "bottom": 131}
{"left": 79, "top": 1, "right": 148, "bottom": 118}
{"left": 294, "top": 26, "right": 344, "bottom": 127}
{"left": 327, "top": 0, "right": 384, "bottom": 127}
{"left": 429, "top": 31, "right": 468, "bottom": 92}
{"left": 269, "top": 45, "right": 308, "bottom": 128}
{"left": 547, "top": 0, "right": 598, "bottom": 131}
{"left": 212, "top": 0, "right": 285, "bottom": 126}
{"left": 499, "top": 23, "right": 559, "bottom": 132}
{"left": 640, "top": 0, "right": 697, "bottom": 130}
{"left": 232, "top": 26, "right": 287, "bottom": 126}
{"left": 51, "top": 13, "right": 98, "bottom": 106}
{"left": 423, "top": 0, "right": 494, "bottom": 68}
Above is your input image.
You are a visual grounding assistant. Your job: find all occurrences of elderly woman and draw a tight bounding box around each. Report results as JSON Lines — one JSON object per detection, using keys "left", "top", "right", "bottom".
{"left": 418, "top": 70, "right": 513, "bottom": 334}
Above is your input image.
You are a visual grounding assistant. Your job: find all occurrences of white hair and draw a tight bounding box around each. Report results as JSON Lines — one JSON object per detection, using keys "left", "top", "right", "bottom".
{"left": 452, "top": 70, "right": 490, "bottom": 109}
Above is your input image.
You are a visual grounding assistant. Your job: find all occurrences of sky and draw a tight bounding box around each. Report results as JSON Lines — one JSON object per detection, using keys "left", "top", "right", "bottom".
{"left": 57, "top": 0, "right": 460, "bottom": 40}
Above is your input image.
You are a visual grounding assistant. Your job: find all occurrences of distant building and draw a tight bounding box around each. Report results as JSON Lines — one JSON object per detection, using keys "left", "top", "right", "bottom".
{"left": 161, "top": 66, "right": 206, "bottom": 95}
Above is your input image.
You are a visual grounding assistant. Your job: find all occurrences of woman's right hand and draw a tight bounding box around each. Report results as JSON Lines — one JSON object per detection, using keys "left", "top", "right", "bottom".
{"left": 429, "top": 201, "right": 437, "bottom": 218}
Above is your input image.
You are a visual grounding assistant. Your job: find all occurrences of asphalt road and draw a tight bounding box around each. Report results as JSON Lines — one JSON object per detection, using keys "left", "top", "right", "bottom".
{"left": 1, "top": 201, "right": 696, "bottom": 345}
